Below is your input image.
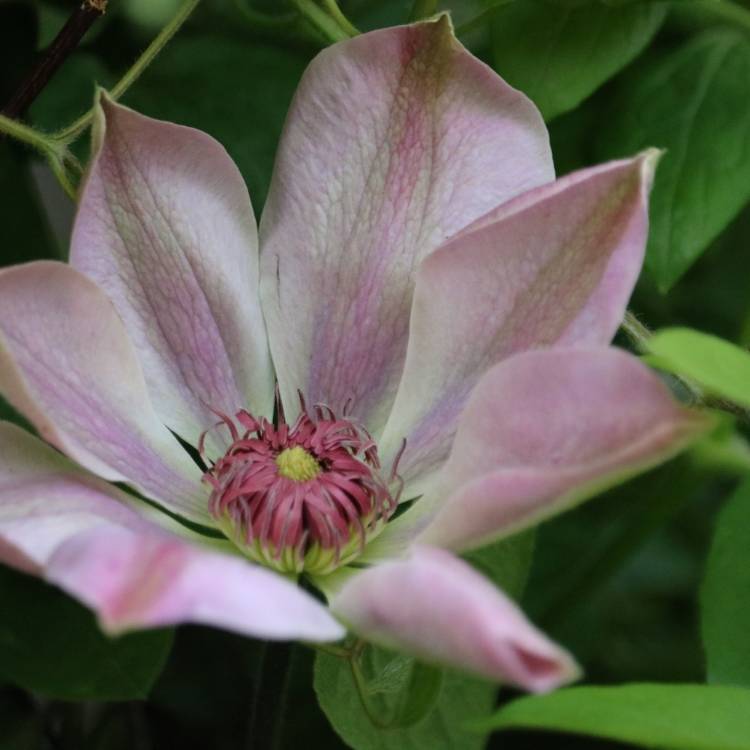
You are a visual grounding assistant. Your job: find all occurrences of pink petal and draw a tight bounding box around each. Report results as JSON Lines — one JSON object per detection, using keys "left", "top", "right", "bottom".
{"left": 0, "top": 423, "right": 344, "bottom": 642}
{"left": 331, "top": 546, "right": 579, "bottom": 691}
{"left": 48, "top": 526, "right": 344, "bottom": 641}
{"left": 0, "top": 421, "right": 150, "bottom": 574}
{"left": 259, "top": 17, "right": 552, "bottom": 433}
{"left": 71, "top": 93, "right": 273, "bottom": 453}
{"left": 0, "top": 261, "right": 210, "bottom": 524}
{"left": 379, "top": 153, "right": 659, "bottom": 492}
{"left": 416, "top": 348, "right": 712, "bottom": 552}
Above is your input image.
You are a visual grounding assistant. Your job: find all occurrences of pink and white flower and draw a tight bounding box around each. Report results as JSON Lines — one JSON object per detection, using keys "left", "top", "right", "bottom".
{"left": 0, "top": 18, "right": 711, "bottom": 692}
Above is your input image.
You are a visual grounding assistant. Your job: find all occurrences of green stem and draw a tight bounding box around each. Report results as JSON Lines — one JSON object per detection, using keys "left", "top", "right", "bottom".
{"left": 233, "top": 0, "right": 298, "bottom": 28}
{"left": 47, "top": 152, "right": 78, "bottom": 200}
{"left": 2, "top": 0, "right": 107, "bottom": 119}
{"left": 287, "top": 0, "right": 349, "bottom": 43}
{"left": 306, "top": 641, "right": 352, "bottom": 658}
{"left": 621, "top": 310, "right": 651, "bottom": 354}
{"left": 622, "top": 310, "right": 750, "bottom": 422}
{"left": 320, "top": 0, "right": 359, "bottom": 36}
{"left": 350, "top": 657, "right": 389, "bottom": 730}
{"left": 409, "top": 0, "right": 439, "bottom": 21}
{"left": 0, "top": 114, "right": 79, "bottom": 199}
{"left": 0, "top": 113, "right": 56, "bottom": 153}
{"left": 55, "top": 0, "right": 202, "bottom": 144}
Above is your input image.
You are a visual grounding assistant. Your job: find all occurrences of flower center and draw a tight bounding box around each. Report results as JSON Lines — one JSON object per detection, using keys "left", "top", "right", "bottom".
{"left": 201, "top": 397, "right": 399, "bottom": 575}
{"left": 275, "top": 446, "right": 321, "bottom": 482}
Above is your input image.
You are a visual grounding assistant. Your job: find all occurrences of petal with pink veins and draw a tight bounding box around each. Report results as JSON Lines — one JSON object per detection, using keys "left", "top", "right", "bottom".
{"left": 0, "top": 422, "right": 345, "bottom": 642}
{"left": 48, "top": 526, "right": 345, "bottom": 641}
{"left": 260, "top": 16, "right": 553, "bottom": 433}
{"left": 379, "top": 153, "right": 660, "bottom": 493}
{"left": 331, "top": 546, "right": 579, "bottom": 691}
{"left": 0, "top": 262, "right": 210, "bottom": 524}
{"left": 0, "top": 421, "right": 152, "bottom": 574}
{"left": 71, "top": 93, "right": 273, "bottom": 454}
{"left": 401, "top": 348, "right": 712, "bottom": 554}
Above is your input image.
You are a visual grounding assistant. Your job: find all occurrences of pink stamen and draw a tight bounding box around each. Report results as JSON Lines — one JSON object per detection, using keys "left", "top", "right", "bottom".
{"left": 201, "top": 395, "right": 400, "bottom": 573}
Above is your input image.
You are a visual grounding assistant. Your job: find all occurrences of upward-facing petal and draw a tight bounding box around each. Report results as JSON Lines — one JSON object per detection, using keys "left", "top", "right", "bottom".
{"left": 71, "top": 94, "right": 273, "bottom": 454}
{"left": 379, "top": 153, "right": 659, "bottom": 494}
{"left": 260, "top": 17, "right": 552, "bottom": 434}
{"left": 0, "top": 262, "right": 210, "bottom": 524}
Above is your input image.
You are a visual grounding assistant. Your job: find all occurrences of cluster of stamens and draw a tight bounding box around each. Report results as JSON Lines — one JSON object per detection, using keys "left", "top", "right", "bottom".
{"left": 201, "top": 396, "right": 399, "bottom": 575}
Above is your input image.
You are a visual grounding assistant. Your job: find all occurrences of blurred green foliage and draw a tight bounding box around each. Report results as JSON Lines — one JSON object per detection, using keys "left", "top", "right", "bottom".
{"left": 2, "top": 0, "right": 750, "bottom": 748}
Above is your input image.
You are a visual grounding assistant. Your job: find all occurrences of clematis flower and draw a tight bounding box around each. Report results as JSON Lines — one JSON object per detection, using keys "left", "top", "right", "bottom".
{"left": 0, "top": 17, "right": 711, "bottom": 692}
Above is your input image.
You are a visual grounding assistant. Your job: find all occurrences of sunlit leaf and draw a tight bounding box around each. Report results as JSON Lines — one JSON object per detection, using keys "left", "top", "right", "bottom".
{"left": 475, "top": 683, "right": 750, "bottom": 749}
{"left": 648, "top": 327, "right": 750, "bottom": 408}
{"left": 702, "top": 477, "right": 750, "bottom": 686}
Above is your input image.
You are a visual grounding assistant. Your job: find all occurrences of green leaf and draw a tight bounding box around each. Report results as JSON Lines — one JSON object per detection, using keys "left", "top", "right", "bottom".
{"left": 126, "top": 35, "right": 310, "bottom": 211}
{"left": 490, "top": 0, "right": 665, "bottom": 121}
{"left": 0, "top": 565, "right": 173, "bottom": 701}
{"left": 595, "top": 31, "right": 750, "bottom": 290}
{"left": 474, "top": 683, "right": 750, "bottom": 749}
{"left": 359, "top": 656, "right": 444, "bottom": 729}
{"left": 647, "top": 327, "right": 750, "bottom": 408}
{"left": 365, "top": 653, "right": 415, "bottom": 696}
{"left": 702, "top": 477, "right": 750, "bottom": 686}
{"left": 315, "top": 648, "right": 493, "bottom": 750}
{"left": 391, "top": 662, "right": 443, "bottom": 729}
{"left": 314, "top": 533, "right": 534, "bottom": 748}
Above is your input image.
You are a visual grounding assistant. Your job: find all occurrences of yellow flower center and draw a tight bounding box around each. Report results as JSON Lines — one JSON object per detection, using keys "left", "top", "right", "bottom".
{"left": 275, "top": 446, "right": 321, "bottom": 482}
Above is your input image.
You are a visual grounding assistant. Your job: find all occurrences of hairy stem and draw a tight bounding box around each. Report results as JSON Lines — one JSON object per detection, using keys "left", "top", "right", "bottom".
{"left": 621, "top": 310, "right": 651, "bottom": 354}
{"left": 0, "top": 113, "right": 54, "bottom": 152}
{"left": 320, "top": 0, "right": 359, "bottom": 36}
{"left": 47, "top": 152, "right": 79, "bottom": 201}
{"left": 2, "top": 0, "right": 107, "bottom": 119}
{"left": 622, "top": 310, "right": 750, "bottom": 422}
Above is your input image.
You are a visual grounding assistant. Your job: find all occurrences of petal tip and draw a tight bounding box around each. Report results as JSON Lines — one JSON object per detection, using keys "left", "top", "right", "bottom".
{"left": 638, "top": 146, "right": 663, "bottom": 188}
{"left": 518, "top": 648, "right": 582, "bottom": 694}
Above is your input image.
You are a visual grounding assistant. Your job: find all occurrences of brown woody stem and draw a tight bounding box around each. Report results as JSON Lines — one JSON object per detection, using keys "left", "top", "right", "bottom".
{"left": 2, "top": 0, "right": 108, "bottom": 119}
